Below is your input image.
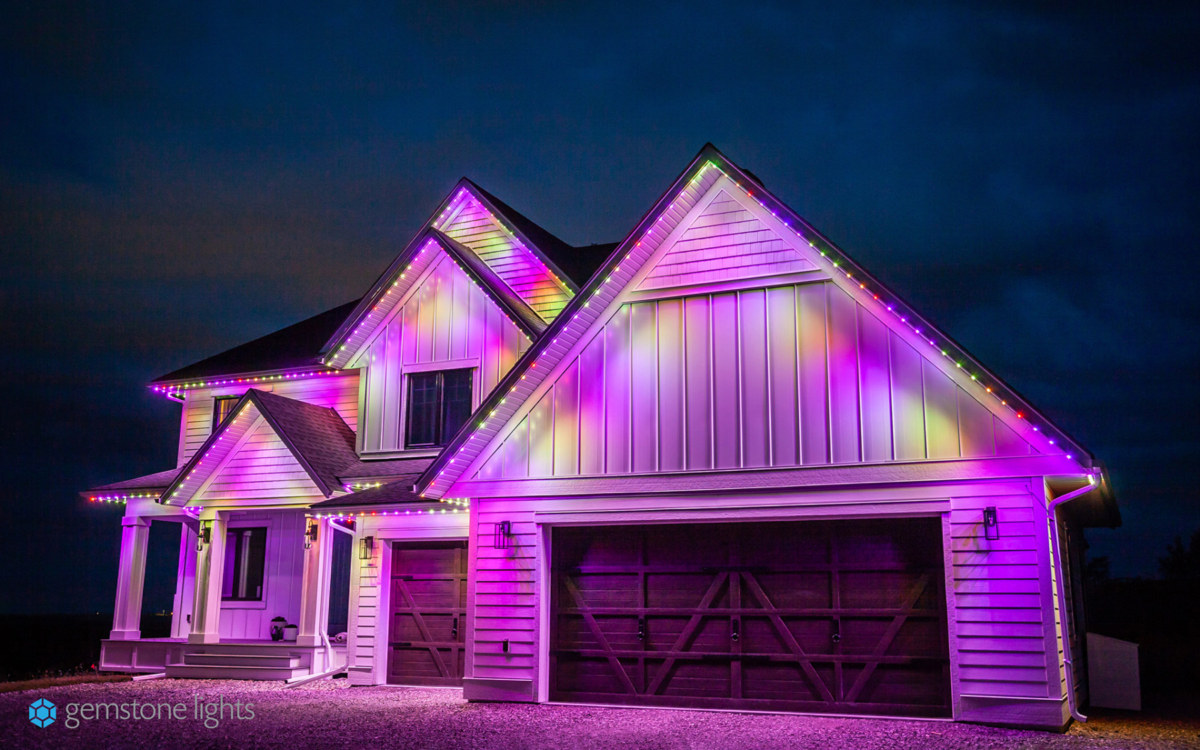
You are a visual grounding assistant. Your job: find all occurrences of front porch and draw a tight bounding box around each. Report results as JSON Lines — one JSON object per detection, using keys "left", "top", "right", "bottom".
{"left": 101, "top": 498, "right": 352, "bottom": 680}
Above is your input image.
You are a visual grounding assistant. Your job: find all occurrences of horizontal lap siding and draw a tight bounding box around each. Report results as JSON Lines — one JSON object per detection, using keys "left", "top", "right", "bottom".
{"left": 359, "top": 255, "right": 530, "bottom": 453}
{"left": 349, "top": 512, "right": 469, "bottom": 685}
{"left": 199, "top": 418, "right": 326, "bottom": 503}
{"left": 637, "top": 190, "right": 817, "bottom": 291}
{"left": 179, "top": 374, "right": 359, "bottom": 464}
{"left": 475, "top": 282, "right": 1036, "bottom": 480}
{"left": 949, "top": 490, "right": 1056, "bottom": 699}
{"left": 438, "top": 198, "right": 572, "bottom": 321}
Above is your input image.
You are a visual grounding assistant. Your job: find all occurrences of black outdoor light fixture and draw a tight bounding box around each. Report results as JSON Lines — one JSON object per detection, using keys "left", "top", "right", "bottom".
{"left": 305, "top": 519, "right": 319, "bottom": 549}
{"left": 196, "top": 521, "right": 212, "bottom": 552}
{"left": 493, "top": 520, "right": 513, "bottom": 549}
{"left": 360, "top": 535, "right": 375, "bottom": 561}
{"left": 983, "top": 506, "right": 1000, "bottom": 541}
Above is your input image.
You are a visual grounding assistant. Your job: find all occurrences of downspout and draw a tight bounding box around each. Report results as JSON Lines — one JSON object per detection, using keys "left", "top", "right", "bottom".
{"left": 1047, "top": 476, "right": 1098, "bottom": 724}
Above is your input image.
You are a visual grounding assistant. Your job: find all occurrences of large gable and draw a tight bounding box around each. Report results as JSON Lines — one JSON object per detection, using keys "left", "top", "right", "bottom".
{"left": 418, "top": 145, "right": 1095, "bottom": 499}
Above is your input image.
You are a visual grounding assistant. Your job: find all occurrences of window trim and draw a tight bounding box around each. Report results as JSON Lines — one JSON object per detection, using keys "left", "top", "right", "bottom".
{"left": 401, "top": 366, "right": 477, "bottom": 450}
{"left": 212, "top": 395, "right": 241, "bottom": 432}
{"left": 220, "top": 524, "right": 269, "bottom": 609}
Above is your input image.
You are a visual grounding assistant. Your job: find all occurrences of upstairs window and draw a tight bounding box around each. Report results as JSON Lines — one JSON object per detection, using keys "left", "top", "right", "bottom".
{"left": 221, "top": 527, "right": 267, "bottom": 601}
{"left": 405, "top": 369, "right": 473, "bottom": 448}
{"left": 212, "top": 395, "right": 240, "bottom": 432}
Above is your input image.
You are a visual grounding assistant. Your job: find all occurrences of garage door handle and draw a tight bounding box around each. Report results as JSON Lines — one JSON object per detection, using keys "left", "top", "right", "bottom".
{"left": 731, "top": 619, "right": 739, "bottom": 643}
{"left": 451, "top": 617, "right": 458, "bottom": 639}
{"left": 637, "top": 617, "right": 645, "bottom": 642}
{"left": 831, "top": 631, "right": 841, "bottom": 644}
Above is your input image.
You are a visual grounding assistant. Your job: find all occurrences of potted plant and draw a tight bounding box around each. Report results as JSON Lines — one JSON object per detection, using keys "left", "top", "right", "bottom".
{"left": 270, "top": 616, "right": 287, "bottom": 642}
{"left": 282, "top": 622, "right": 299, "bottom": 641}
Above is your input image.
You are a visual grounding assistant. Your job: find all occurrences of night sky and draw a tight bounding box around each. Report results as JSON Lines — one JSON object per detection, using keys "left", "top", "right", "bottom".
{"left": 2, "top": 2, "right": 1197, "bottom": 614}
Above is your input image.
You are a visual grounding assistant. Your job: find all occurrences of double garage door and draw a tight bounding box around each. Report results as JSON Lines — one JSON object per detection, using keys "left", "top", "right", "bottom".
{"left": 550, "top": 518, "right": 950, "bottom": 717}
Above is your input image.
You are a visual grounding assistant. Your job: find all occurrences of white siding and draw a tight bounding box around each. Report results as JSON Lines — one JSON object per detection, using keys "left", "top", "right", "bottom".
{"left": 194, "top": 416, "right": 327, "bottom": 505}
{"left": 355, "top": 254, "right": 531, "bottom": 453}
{"left": 476, "top": 282, "right": 1037, "bottom": 480}
{"left": 437, "top": 193, "right": 573, "bottom": 320}
{"left": 178, "top": 372, "right": 359, "bottom": 465}
{"left": 467, "top": 481, "right": 1061, "bottom": 710}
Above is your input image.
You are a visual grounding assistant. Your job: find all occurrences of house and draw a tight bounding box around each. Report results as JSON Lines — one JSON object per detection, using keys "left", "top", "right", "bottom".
{"left": 87, "top": 144, "right": 1117, "bottom": 729}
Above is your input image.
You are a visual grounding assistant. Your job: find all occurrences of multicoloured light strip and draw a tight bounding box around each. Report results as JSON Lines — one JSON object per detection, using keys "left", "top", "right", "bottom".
{"left": 168, "top": 408, "right": 252, "bottom": 503}
{"left": 311, "top": 507, "right": 464, "bottom": 518}
{"left": 435, "top": 188, "right": 574, "bottom": 297}
{"left": 323, "top": 238, "right": 535, "bottom": 369}
{"left": 151, "top": 369, "right": 343, "bottom": 399}
{"left": 424, "top": 158, "right": 1083, "bottom": 497}
{"left": 87, "top": 492, "right": 161, "bottom": 504}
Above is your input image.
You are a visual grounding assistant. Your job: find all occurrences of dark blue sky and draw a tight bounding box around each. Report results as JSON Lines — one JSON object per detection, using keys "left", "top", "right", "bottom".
{"left": 2, "top": 2, "right": 1197, "bottom": 613}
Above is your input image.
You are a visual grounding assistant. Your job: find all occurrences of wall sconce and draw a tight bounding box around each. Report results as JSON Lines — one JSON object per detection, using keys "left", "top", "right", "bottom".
{"left": 360, "top": 535, "right": 375, "bottom": 561}
{"left": 305, "top": 519, "right": 319, "bottom": 549}
{"left": 983, "top": 506, "right": 1000, "bottom": 541}
{"left": 493, "top": 520, "right": 513, "bottom": 549}
{"left": 196, "top": 521, "right": 212, "bottom": 552}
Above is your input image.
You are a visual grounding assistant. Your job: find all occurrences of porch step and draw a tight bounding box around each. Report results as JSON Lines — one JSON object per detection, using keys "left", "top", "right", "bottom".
{"left": 183, "top": 652, "right": 301, "bottom": 669}
{"left": 166, "top": 650, "right": 307, "bottom": 680}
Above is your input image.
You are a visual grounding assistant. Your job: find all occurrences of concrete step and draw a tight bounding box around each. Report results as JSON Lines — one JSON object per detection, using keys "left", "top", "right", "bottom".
{"left": 165, "top": 662, "right": 308, "bottom": 681}
{"left": 183, "top": 652, "right": 301, "bottom": 669}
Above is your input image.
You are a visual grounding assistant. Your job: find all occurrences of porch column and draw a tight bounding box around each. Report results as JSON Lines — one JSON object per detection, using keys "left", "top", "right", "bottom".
{"left": 297, "top": 517, "right": 334, "bottom": 647}
{"left": 109, "top": 516, "right": 151, "bottom": 640}
{"left": 188, "top": 513, "right": 228, "bottom": 644}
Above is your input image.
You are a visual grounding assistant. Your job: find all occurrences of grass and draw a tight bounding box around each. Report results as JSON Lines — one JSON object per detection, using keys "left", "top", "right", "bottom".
{"left": 0, "top": 673, "right": 131, "bottom": 694}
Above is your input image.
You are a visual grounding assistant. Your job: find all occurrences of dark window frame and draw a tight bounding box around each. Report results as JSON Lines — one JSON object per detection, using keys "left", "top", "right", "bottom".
{"left": 404, "top": 368, "right": 474, "bottom": 449}
{"left": 221, "top": 526, "right": 267, "bottom": 602}
{"left": 212, "top": 395, "right": 240, "bottom": 432}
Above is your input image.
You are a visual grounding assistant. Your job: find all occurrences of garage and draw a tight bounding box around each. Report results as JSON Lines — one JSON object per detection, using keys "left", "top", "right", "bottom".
{"left": 550, "top": 518, "right": 950, "bottom": 717}
{"left": 387, "top": 541, "right": 467, "bottom": 686}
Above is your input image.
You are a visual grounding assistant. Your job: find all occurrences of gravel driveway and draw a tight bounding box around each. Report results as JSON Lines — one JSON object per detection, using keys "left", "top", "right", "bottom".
{"left": 2, "top": 678, "right": 1196, "bottom": 749}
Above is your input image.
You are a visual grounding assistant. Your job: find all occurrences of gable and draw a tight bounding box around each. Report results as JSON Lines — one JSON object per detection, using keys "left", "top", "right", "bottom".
{"left": 636, "top": 186, "right": 820, "bottom": 292}
{"left": 188, "top": 414, "right": 327, "bottom": 506}
{"left": 434, "top": 187, "right": 574, "bottom": 321}
{"left": 473, "top": 280, "right": 1039, "bottom": 481}
{"left": 350, "top": 246, "right": 533, "bottom": 453}
{"left": 418, "top": 145, "right": 1092, "bottom": 500}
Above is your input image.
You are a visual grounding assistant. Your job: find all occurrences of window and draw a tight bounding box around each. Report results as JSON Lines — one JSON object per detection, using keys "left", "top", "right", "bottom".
{"left": 405, "top": 369, "right": 473, "bottom": 448}
{"left": 212, "top": 395, "right": 240, "bottom": 432}
{"left": 221, "top": 527, "right": 267, "bottom": 601}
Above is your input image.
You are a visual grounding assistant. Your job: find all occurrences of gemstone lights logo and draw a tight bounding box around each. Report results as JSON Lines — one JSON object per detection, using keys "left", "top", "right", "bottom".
{"left": 29, "top": 698, "right": 56, "bottom": 728}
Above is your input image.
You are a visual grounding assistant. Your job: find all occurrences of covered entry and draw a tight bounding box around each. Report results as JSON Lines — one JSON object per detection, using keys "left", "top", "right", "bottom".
{"left": 387, "top": 541, "right": 468, "bottom": 686}
{"left": 550, "top": 518, "right": 950, "bottom": 717}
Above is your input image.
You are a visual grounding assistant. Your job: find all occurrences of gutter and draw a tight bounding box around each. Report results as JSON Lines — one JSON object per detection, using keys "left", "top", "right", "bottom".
{"left": 1046, "top": 475, "right": 1100, "bottom": 724}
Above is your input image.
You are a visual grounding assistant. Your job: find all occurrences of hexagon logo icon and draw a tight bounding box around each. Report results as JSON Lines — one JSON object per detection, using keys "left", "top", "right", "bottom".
{"left": 29, "top": 698, "right": 56, "bottom": 728}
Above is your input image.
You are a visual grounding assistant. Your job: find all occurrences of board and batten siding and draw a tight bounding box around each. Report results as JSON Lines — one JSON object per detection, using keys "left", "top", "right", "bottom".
{"left": 177, "top": 373, "right": 359, "bottom": 466}
{"left": 436, "top": 193, "right": 573, "bottom": 321}
{"left": 355, "top": 253, "right": 532, "bottom": 453}
{"left": 346, "top": 511, "right": 469, "bottom": 686}
{"left": 475, "top": 281, "right": 1036, "bottom": 481}
{"left": 465, "top": 481, "right": 1064, "bottom": 717}
{"left": 218, "top": 509, "right": 305, "bottom": 640}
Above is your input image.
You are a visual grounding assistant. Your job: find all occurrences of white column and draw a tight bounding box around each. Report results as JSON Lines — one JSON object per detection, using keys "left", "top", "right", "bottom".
{"left": 171, "top": 521, "right": 198, "bottom": 639}
{"left": 297, "top": 518, "right": 334, "bottom": 647}
{"left": 188, "top": 513, "right": 228, "bottom": 644}
{"left": 110, "top": 516, "right": 151, "bottom": 641}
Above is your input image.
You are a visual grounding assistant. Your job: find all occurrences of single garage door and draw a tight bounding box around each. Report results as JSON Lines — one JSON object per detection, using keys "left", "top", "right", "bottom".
{"left": 387, "top": 541, "right": 467, "bottom": 686}
{"left": 550, "top": 518, "right": 950, "bottom": 717}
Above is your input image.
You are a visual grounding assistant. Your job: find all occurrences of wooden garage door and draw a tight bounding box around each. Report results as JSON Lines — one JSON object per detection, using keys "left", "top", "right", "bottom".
{"left": 550, "top": 519, "right": 950, "bottom": 717}
{"left": 387, "top": 541, "right": 467, "bottom": 686}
